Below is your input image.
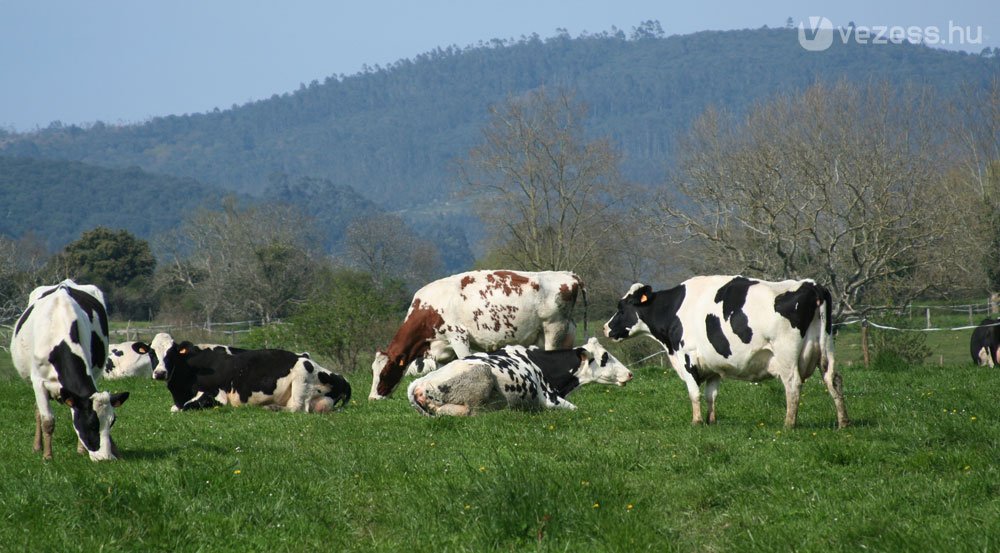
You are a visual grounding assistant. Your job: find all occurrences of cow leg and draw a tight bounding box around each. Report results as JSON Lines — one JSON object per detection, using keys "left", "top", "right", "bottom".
{"left": 704, "top": 376, "right": 722, "bottom": 425}
{"left": 682, "top": 376, "right": 704, "bottom": 425}
{"left": 31, "top": 381, "right": 54, "bottom": 459}
{"left": 820, "top": 354, "right": 850, "bottom": 429}
{"left": 40, "top": 417, "right": 55, "bottom": 460}
{"left": 779, "top": 370, "right": 803, "bottom": 428}
{"left": 33, "top": 409, "right": 43, "bottom": 453}
{"left": 433, "top": 404, "right": 471, "bottom": 416}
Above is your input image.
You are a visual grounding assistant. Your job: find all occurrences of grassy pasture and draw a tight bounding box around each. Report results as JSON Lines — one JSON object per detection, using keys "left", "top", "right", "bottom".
{"left": 1, "top": 327, "right": 999, "bottom": 552}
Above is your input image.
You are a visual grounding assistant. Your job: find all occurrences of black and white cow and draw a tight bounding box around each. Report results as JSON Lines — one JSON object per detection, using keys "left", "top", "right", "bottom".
{"left": 407, "top": 337, "right": 632, "bottom": 416}
{"left": 148, "top": 332, "right": 245, "bottom": 381}
{"left": 604, "top": 276, "right": 848, "bottom": 429}
{"left": 103, "top": 341, "right": 152, "bottom": 379}
{"left": 970, "top": 318, "right": 1000, "bottom": 367}
{"left": 10, "top": 280, "right": 129, "bottom": 461}
{"left": 149, "top": 337, "right": 350, "bottom": 413}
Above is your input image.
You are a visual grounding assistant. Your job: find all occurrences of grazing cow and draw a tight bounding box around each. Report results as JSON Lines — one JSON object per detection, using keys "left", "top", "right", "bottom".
{"left": 407, "top": 337, "right": 632, "bottom": 416}
{"left": 103, "top": 341, "right": 152, "bottom": 379}
{"left": 10, "top": 280, "right": 129, "bottom": 461}
{"left": 604, "top": 276, "right": 848, "bottom": 429}
{"left": 370, "top": 270, "right": 586, "bottom": 400}
{"left": 969, "top": 318, "right": 1000, "bottom": 367}
{"left": 148, "top": 332, "right": 245, "bottom": 380}
{"left": 148, "top": 337, "right": 350, "bottom": 413}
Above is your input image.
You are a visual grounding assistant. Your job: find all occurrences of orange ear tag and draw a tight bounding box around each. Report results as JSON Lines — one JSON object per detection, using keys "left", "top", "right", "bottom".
{"left": 639, "top": 294, "right": 648, "bottom": 303}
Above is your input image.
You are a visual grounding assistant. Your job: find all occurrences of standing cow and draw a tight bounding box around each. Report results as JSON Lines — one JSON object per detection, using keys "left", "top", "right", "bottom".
{"left": 10, "top": 280, "right": 129, "bottom": 461}
{"left": 970, "top": 318, "right": 1000, "bottom": 367}
{"left": 369, "top": 270, "right": 585, "bottom": 400}
{"left": 407, "top": 337, "right": 632, "bottom": 416}
{"left": 604, "top": 276, "right": 848, "bottom": 429}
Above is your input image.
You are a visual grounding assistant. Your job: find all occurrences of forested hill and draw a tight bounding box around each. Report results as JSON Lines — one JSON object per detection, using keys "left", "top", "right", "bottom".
{"left": 2, "top": 27, "right": 998, "bottom": 209}
{"left": 0, "top": 156, "right": 232, "bottom": 249}
{"left": 0, "top": 156, "right": 394, "bottom": 255}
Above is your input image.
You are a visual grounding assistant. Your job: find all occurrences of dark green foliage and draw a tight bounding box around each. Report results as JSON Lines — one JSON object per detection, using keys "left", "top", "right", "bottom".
{"left": 51, "top": 227, "right": 156, "bottom": 319}
{"left": 262, "top": 174, "right": 381, "bottom": 251}
{"left": 0, "top": 156, "right": 230, "bottom": 250}
{"left": 2, "top": 29, "right": 996, "bottom": 210}
{"left": 54, "top": 227, "right": 155, "bottom": 289}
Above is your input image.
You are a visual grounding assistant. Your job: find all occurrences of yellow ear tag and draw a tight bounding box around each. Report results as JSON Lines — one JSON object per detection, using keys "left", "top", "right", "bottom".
{"left": 398, "top": 359, "right": 405, "bottom": 367}
{"left": 178, "top": 347, "right": 188, "bottom": 355}
{"left": 639, "top": 294, "right": 648, "bottom": 304}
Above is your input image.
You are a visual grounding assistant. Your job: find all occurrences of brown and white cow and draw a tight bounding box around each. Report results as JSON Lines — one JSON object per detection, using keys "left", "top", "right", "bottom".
{"left": 605, "top": 275, "right": 848, "bottom": 429}
{"left": 369, "top": 270, "right": 585, "bottom": 399}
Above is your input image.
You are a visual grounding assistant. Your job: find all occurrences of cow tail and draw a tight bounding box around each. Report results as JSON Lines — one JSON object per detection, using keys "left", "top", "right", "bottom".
{"left": 818, "top": 286, "right": 832, "bottom": 373}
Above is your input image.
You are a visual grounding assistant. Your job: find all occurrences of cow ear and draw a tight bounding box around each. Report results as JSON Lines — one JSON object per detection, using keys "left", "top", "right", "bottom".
{"left": 59, "top": 389, "right": 77, "bottom": 407}
{"left": 110, "top": 392, "right": 130, "bottom": 407}
{"left": 133, "top": 342, "right": 149, "bottom": 354}
{"left": 636, "top": 285, "right": 653, "bottom": 305}
{"left": 575, "top": 347, "right": 594, "bottom": 363}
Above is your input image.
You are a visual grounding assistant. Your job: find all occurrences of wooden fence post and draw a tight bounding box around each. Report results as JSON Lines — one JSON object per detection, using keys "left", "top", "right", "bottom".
{"left": 861, "top": 319, "right": 870, "bottom": 368}
{"left": 926, "top": 308, "right": 931, "bottom": 329}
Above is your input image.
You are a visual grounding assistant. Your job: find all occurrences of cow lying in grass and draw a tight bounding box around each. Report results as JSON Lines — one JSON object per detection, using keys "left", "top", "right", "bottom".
{"left": 149, "top": 338, "right": 350, "bottom": 413}
{"left": 103, "top": 341, "right": 153, "bottom": 379}
{"left": 148, "top": 333, "right": 246, "bottom": 381}
{"left": 407, "top": 337, "right": 632, "bottom": 416}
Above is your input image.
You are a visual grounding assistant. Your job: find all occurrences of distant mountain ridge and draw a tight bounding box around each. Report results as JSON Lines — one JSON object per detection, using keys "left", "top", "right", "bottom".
{"left": 1, "top": 26, "right": 997, "bottom": 238}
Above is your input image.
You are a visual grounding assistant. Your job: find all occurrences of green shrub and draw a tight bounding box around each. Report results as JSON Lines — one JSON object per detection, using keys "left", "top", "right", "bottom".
{"left": 870, "top": 316, "right": 932, "bottom": 367}
{"left": 244, "top": 270, "right": 406, "bottom": 372}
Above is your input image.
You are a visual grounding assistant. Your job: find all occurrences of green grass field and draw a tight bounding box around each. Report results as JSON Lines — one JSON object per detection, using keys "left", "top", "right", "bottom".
{"left": 1, "top": 327, "right": 998, "bottom": 552}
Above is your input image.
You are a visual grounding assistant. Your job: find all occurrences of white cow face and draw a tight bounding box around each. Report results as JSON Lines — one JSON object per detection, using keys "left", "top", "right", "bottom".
{"left": 62, "top": 390, "right": 129, "bottom": 461}
{"left": 149, "top": 333, "right": 174, "bottom": 380}
{"left": 369, "top": 352, "right": 390, "bottom": 400}
{"left": 578, "top": 337, "right": 633, "bottom": 386}
{"left": 604, "top": 283, "right": 654, "bottom": 341}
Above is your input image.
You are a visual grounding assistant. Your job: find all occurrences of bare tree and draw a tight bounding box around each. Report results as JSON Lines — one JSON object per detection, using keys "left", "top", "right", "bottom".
{"left": 158, "top": 198, "right": 319, "bottom": 324}
{"left": 459, "top": 88, "right": 635, "bottom": 278}
{"left": 660, "top": 80, "right": 975, "bottom": 318}
{"left": 950, "top": 76, "right": 1000, "bottom": 298}
{"left": 0, "top": 234, "right": 50, "bottom": 321}
{"left": 342, "top": 214, "right": 442, "bottom": 290}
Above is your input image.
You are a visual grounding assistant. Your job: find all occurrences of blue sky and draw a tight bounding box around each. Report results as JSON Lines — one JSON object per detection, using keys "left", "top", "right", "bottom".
{"left": 1, "top": 0, "right": 997, "bottom": 131}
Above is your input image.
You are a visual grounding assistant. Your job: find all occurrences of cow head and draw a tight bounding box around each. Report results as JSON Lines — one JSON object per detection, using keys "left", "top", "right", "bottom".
{"left": 60, "top": 389, "right": 129, "bottom": 461}
{"left": 149, "top": 333, "right": 174, "bottom": 380}
{"left": 604, "top": 283, "right": 655, "bottom": 341}
{"left": 369, "top": 351, "right": 398, "bottom": 400}
{"left": 577, "top": 337, "right": 633, "bottom": 386}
